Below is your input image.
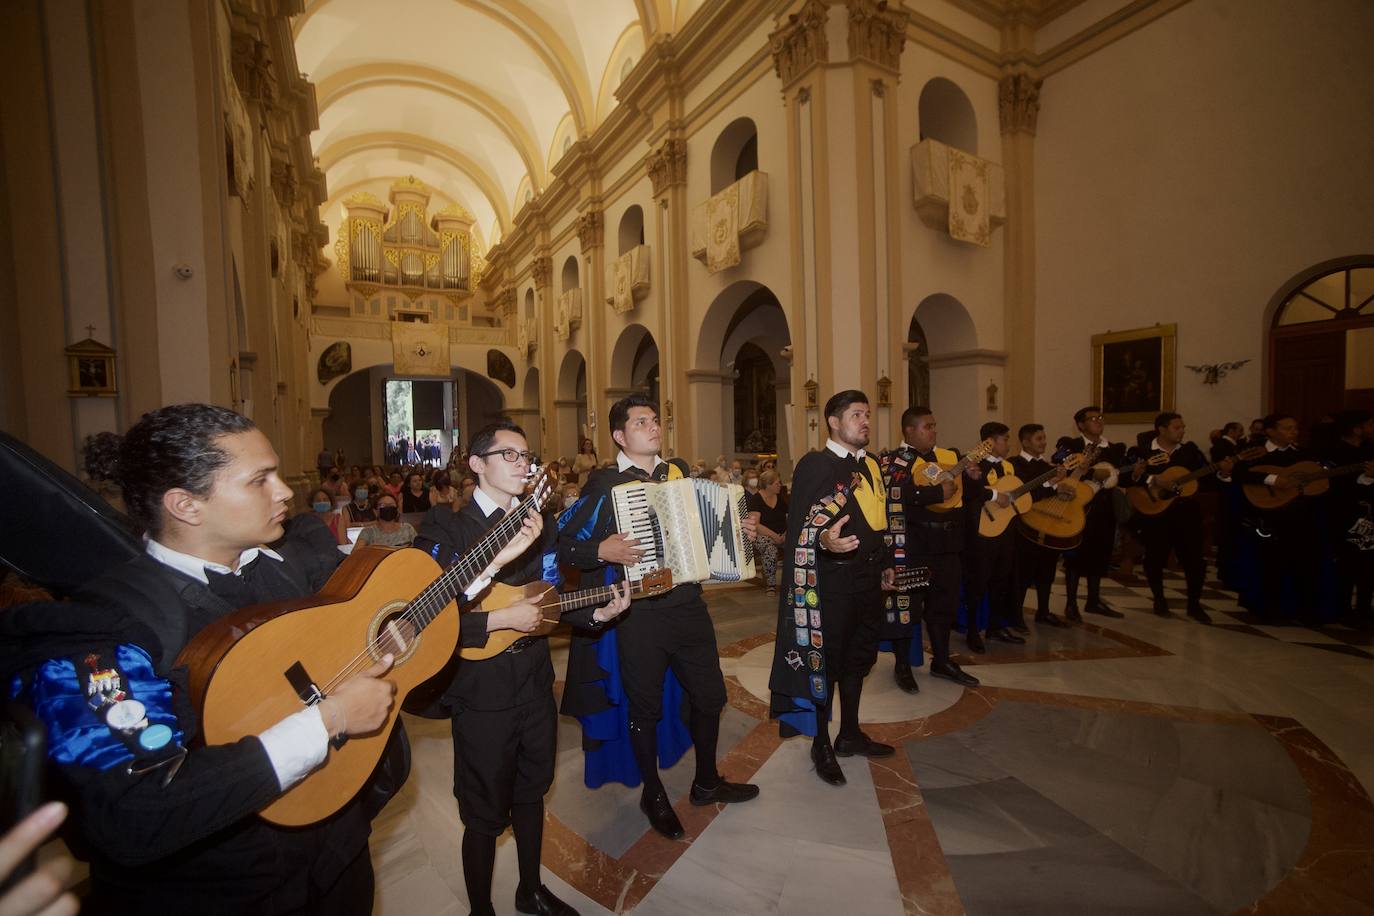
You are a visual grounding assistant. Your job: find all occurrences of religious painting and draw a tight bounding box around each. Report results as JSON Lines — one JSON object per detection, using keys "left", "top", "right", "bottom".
{"left": 317, "top": 341, "right": 352, "bottom": 385}
{"left": 66, "top": 337, "right": 117, "bottom": 397}
{"left": 1091, "top": 324, "right": 1176, "bottom": 423}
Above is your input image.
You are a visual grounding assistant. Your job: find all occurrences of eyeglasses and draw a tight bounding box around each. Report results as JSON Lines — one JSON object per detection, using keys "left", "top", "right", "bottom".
{"left": 476, "top": 448, "right": 537, "bottom": 465}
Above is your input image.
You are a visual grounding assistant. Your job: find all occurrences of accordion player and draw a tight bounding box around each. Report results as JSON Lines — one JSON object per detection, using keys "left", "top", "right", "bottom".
{"left": 610, "top": 478, "right": 757, "bottom": 586}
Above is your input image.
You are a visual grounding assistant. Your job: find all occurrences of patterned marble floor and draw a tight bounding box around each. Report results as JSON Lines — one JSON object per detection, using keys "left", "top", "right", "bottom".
{"left": 371, "top": 575, "right": 1374, "bottom": 915}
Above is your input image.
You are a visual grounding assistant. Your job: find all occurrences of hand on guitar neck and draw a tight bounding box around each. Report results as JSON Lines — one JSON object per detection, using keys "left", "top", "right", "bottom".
{"left": 486, "top": 579, "right": 633, "bottom": 633}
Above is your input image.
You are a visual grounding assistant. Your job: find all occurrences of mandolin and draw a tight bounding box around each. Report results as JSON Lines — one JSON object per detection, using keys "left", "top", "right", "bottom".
{"left": 912, "top": 440, "right": 996, "bottom": 512}
{"left": 1127, "top": 446, "right": 1264, "bottom": 516}
{"left": 978, "top": 454, "right": 1084, "bottom": 539}
{"left": 176, "top": 468, "right": 556, "bottom": 827}
{"left": 1242, "top": 461, "right": 1370, "bottom": 510}
{"left": 461, "top": 569, "right": 673, "bottom": 661}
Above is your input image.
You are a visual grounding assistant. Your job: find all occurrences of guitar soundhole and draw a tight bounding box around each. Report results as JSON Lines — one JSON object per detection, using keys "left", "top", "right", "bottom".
{"left": 367, "top": 600, "right": 421, "bottom": 666}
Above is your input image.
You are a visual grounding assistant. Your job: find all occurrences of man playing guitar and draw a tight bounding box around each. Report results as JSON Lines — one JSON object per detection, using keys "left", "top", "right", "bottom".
{"left": 415, "top": 421, "right": 630, "bottom": 916}
{"left": 1057, "top": 407, "right": 1127, "bottom": 620}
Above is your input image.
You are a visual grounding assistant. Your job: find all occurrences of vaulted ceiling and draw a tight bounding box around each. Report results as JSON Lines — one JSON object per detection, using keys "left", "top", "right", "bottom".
{"left": 294, "top": 0, "right": 711, "bottom": 251}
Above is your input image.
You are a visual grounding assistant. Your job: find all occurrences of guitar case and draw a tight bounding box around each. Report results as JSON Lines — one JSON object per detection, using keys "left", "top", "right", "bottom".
{"left": 0, "top": 431, "right": 141, "bottom": 597}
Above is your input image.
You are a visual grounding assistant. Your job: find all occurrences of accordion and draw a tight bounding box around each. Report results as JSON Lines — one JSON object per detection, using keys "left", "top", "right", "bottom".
{"left": 610, "top": 478, "right": 756, "bottom": 586}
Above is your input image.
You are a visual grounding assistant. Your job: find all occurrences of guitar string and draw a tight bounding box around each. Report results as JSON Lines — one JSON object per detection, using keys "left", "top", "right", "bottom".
{"left": 317, "top": 483, "right": 546, "bottom": 695}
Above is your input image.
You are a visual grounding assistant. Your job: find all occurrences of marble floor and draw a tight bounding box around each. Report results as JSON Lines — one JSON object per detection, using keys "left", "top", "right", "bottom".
{"left": 371, "top": 573, "right": 1374, "bottom": 915}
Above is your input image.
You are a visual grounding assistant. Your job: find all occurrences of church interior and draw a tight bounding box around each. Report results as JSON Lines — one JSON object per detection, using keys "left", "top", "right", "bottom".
{"left": 3, "top": 0, "right": 1373, "bottom": 913}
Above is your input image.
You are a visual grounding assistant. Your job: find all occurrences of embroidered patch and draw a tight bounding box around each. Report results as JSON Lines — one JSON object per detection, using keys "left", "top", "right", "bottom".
{"left": 810, "top": 630, "right": 823, "bottom": 648}
{"left": 810, "top": 675, "right": 827, "bottom": 699}
{"left": 807, "top": 651, "right": 823, "bottom": 671}
{"left": 804, "top": 589, "right": 819, "bottom": 608}
{"left": 785, "top": 650, "right": 803, "bottom": 671}
{"left": 796, "top": 627, "right": 809, "bottom": 646}
{"left": 794, "top": 607, "right": 808, "bottom": 626}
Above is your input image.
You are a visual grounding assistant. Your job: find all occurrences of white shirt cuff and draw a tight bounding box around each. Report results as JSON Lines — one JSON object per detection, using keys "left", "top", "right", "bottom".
{"left": 1041, "top": 479, "right": 1057, "bottom": 488}
{"left": 985, "top": 490, "right": 999, "bottom": 502}
{"left": 258, "top": 705, "right": 330, "bottom": 792}
{"left": 1358, "top": 475, "right": 1373, "bottom": 486}
{"left": 1086, "top": 481, "right": 1101, "bottom": 494}
{"left": 1264, "top": 474, "right": 1278, "bottom": 486}
{"left": 464, "top": 573, "right": 493, "bottom": 600}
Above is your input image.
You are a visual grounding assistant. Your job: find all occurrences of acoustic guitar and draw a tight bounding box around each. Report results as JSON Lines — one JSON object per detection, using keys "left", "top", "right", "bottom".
{"left": 1126, "top": 446, "right": 1264, "bottom": 516}
{"left": 1242, "top": 461, "right": 1370, "bottom": 510}
{"left": 1018, "top": 450, "right": 1098, "bottom": 550}
{"left": 977, "top": 454, "right": 1084, "bottom": 539}
{"left": 461, "top": 570, "right": 674, "bottom": 661}
{"left": 912, "top": 439, "right": 996, "bottom": 512}
{"left": 177, "top": 469, "right": 556, "bottom": 827}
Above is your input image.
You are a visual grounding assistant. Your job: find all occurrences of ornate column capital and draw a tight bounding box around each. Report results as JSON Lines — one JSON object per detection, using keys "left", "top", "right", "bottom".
{"left": 847, "top": 0, "right": 908, "bottom": 73}
{"left": 230, "top": 33, "right": 276, "bottom": 108}
{"left": 530, "top": 255, "right": 553, "bottom": 290}
{"left": 495, "top": 287, "right": 518, "bottom": 320}
{"left": 576, "top": 210, "right": 604, "bottom": 251}
{"left": 998, "top": 72, "right": 1043, "bottom": 136}
{"left": 270, "top": 157, "right": 297, "bottom": 209}
{"left": 646, "top": 139, "right": 687, "bottom": 197}
{"left": 770, "top": 0, "right": 829, "bottom": 89}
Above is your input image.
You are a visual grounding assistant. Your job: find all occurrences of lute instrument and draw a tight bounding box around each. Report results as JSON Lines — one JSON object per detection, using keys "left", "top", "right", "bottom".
{"left": 1127, "top": 446, "right": 1264, "bottom": 516}
{"left": 1242, "top": 461, "right": 1370, "bottom": 510}
{"left": 461, "top": 569, "right": 674, "bottom": 661}
{"left": 176, "top": 468, "right": 556, "bottom": 827}
{"left": 912, "top": 439, "right": 996, "bottom": 512}
{"left": 977, "top": 454, "right": 1084, "bottom": 539}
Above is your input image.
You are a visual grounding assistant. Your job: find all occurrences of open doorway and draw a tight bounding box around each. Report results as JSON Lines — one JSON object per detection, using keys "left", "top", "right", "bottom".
{"left": 383, "top": 378, "right": 457, "bottom": 467}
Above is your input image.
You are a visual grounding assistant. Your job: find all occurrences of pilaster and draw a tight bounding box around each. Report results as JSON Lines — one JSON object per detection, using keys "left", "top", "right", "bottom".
{"left": 647, "top": 137, "right": 689, "bottom": 457}
{"left": 998, "top": 70, "right": 1041, "bottom": 430}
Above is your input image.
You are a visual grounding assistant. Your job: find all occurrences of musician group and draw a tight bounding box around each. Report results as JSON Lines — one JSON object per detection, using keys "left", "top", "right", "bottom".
{"left": 4, "top": 394, "right": 1370, "bottom": 915}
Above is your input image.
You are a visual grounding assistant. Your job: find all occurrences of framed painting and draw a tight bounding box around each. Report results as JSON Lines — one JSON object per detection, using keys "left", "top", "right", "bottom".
{"left": 66, "top": 338, "right": 117, "bottom": 397}
{"left": 1091, "top": 324, "right": 1176, "bottom": 423}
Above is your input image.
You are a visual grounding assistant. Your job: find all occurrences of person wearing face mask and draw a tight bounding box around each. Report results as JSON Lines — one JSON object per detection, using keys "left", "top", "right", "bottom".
{"left": 343, "top": 484, "right": 377, "bottom": 526}
{"left": 356, "top": 494, "right": 416, "bottom": 547}
{"left": 560, "top": 483, "right": 581, "bottom": 510}
{"left": 308, "top": 487, "right": 347, "bottom": 545}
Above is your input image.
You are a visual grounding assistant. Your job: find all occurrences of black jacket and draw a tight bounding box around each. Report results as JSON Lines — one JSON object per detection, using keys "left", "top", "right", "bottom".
{"left": 786, "top": 448, "right": 889, "bottom": 590}
{"left": 415, "top": 500, "right": 600, "bottom": 711}
{"left": 1, "top": 528, "right": 404, "bottom": 915}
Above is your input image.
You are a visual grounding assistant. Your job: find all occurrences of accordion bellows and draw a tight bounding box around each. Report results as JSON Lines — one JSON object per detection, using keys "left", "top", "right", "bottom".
{"left": 611, "top": 479, "right": 756, "bottom": 585}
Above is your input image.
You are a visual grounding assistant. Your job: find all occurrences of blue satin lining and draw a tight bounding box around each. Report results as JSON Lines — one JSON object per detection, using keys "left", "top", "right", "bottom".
{"left": 15, "top": 644, "right": 183, "bottom": 771}
{"left": 560, "top": 493, "right": 692, "bottom": 788}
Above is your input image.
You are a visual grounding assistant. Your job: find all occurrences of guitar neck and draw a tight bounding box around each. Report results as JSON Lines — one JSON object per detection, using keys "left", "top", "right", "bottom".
{"left": 1171, "top": 462, "right": 1220, "bottom": 486}
{"left": 1307, "top": 462, "right": 1367, "bottom": 482}
{"left": 409, "top": 492, "right": 542, "bottom": 630}
{"left": 1012, "top": 466, "right": 1061, "bottom": 497}
{"left": 540, "top": 580, "right": 648, "bottom": 616}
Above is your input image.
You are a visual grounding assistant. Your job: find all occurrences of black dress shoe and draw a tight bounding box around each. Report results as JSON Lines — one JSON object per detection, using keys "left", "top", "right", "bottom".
{"left": 966, "top": 629, "right": 987, "bottom": 653}
{"left": 1153, "top": 597, "right": 1172, "bottom": 617}
{"left": 1187, "top": 606, "right": 1213, "bottom": 624}
{"left": 988, "top": 627, "right": 1025, "bottom": 644}
{"left": 639, "top": 789, "right": 684, "bottom": 840}
{"left": 929, "top": 661, "right": 980, "bottom": 687}
{"left": 833, "top": 732, "right": 895, "bottom": 758}
{"left": 1064, "top": 605, "right": 1083, "bottom": 623}
{"left": 1010, "top": 620, "right": 1031, "bottom": 635}
{"left": 690, "top": 779, "right": 760, "bottom": 806}
{"left": 1085, "top": 602, "right": 1125, "bottom": 619}
{"left": 811, "top": 743, "right": 846, "bottom": 786}
{"left": 1035, "top": 613, "right": 1068, "bottom": 628}
{"left": 893, "top": 665, "right": 920, "bottom": 694}
{"left": 516, "top": 884, "right": 579, "bottom": 916}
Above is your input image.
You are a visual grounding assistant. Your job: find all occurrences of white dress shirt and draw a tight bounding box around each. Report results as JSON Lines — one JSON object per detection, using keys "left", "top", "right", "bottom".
{"left": 617, "top": 450, "right": 665, "bottom": 475}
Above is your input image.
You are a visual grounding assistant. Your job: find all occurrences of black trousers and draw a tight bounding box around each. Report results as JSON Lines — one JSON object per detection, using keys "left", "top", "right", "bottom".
{"left": 1016, "top": 535, "right": 1059, "bottom": 616}
{"left": 816, "top": 583, "right": 883, "bottom": 680}
{"left": 964, "top": 532, "right": 1018, "bottom": 632}
{"left": 450, "top": 693, "right": 557, "bottom": 836}
{"left": 1065, "top": 496, "right": 1115, "bottom": 577}
{"left": 617, "top": 597, "right": 727, "bottom": 724}
{"left": 1253, "top": 508, "right": 1322, "bottom": 621}
{"left": 910, "top": 552, "right": 960, "bottom": 666}
{"left": 1137, "top": 499, "right": 1205, "bottom": 603}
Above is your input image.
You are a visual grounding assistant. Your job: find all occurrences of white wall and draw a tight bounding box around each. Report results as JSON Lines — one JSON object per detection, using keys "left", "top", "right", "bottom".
{"left": 1035, "top": 0, "right": 1374, "bottom": 445}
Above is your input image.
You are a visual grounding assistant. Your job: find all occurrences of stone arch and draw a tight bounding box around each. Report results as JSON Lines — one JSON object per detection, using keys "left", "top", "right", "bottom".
{"left": 560, "top": 254, "right": 579, "bottom": 294}
{"left": 710, "top": 116, "right": 759, "bottom": 194}
{"left": 919, "top": 77, "right": 977, "bottom": 154}
{"left": 610, "top": 323, "right": 658, "bottom": 398}
{"left": 556, "top": 349, "right": 588, "bottom": 460}
{"left": 523, "top": 287, "right": 535, "bottom": 320}
{"left": 618, "top": 205, "right": 645, "bottom": 255}
{"left": 911, "top": 293, "right": 983, "bottom": 445}
{"left": 693, "top": 280, "right": 792, "bottom": 468}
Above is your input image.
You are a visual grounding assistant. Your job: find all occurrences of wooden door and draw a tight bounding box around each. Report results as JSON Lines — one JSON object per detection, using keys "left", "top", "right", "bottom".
{"left": 1271, "top": 330, "right": 1346, "bottom": 436}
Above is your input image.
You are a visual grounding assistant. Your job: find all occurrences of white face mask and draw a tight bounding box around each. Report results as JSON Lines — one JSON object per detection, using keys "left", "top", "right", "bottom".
{"left": 745, "top": 478, "right": 758, "bottom": 488}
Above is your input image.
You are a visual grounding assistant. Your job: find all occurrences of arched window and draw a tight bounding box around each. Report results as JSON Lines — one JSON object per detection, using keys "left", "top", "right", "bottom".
{"left": 523, "top": 288, "right": 535, "bottom": 320}
{"left": 918, "top": 78, "right": 977, "bottom": 154}
{"left": 618, "top": 205, "right": 644, "bottom": 255}
{"left": 907, "top": 317, "right": 930, "bottom": 409}
{"left": 560, "top": 255, "right": 579, "bottom": 294}
{"left": 710, "top": 117, "right": 759, "bottom": 194}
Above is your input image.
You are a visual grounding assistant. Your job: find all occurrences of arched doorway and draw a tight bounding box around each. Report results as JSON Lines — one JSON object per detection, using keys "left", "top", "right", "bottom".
{"left": 322, "top": 364, "right": 505, "bottom": 466}
{"left": 910, "top": 293, "right": 981, "bottom": 447}
{"left": 694, "top": 280, "right": 792, "bottom": 468}
{"left": 556, "top": 349, "right": 588, "bottom": 460}
{"left": 1267, "top": 257, "right": 1374, "bottom": 435}
{"left": 610, "top": 324, "right": 659, "bottom": 405}
{"left": 906, "top": 316, "right": 930, "bottom": 409}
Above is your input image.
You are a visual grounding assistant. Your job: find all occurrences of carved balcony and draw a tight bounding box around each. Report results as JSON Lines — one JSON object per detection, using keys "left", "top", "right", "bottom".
{"left": 607, "top": 245, "right": 651, "bottom": 314}
{"left": 910, "top": 139, "right": 1005, "bottom": 248}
